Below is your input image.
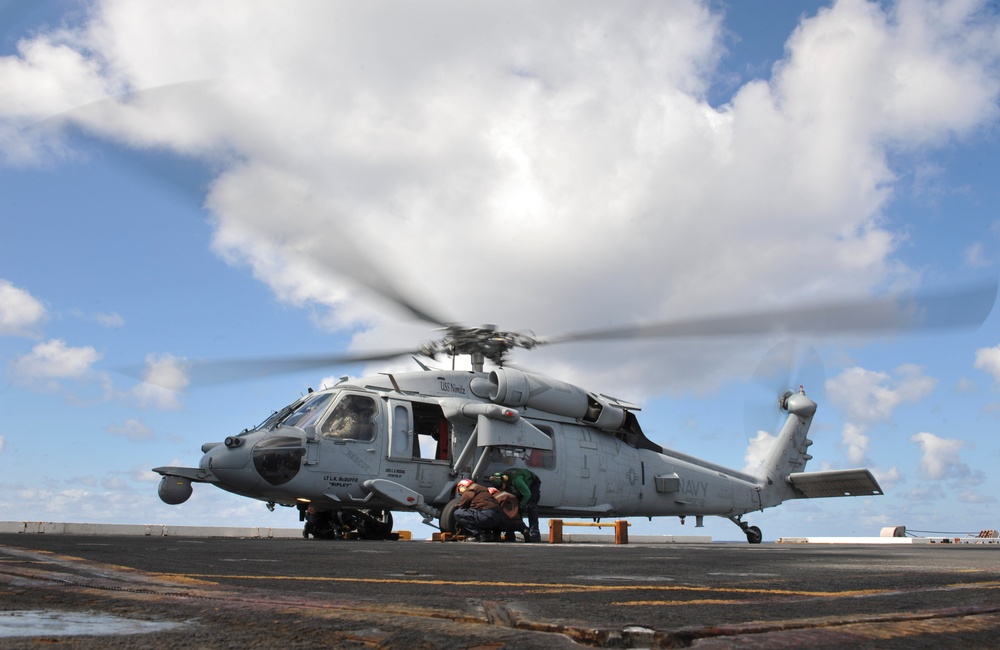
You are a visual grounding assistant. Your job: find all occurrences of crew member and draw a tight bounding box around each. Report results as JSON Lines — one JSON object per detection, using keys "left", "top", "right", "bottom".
{"left": 491, "top": 487, "right": 529, "bottom": 542}
{"left": 302, "top": 507, "right": 345, "bottom": 539}
{"left": 452, "top": 478, "right": 504, "bottom": 542}
{"left": 490, "top": 468, "right": 541, "bottom": 542}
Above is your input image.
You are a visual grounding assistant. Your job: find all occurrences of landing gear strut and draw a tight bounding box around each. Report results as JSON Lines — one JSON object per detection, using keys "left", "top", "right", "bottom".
{"left": 728, "top": 516, "right": 763, "bottom": 544}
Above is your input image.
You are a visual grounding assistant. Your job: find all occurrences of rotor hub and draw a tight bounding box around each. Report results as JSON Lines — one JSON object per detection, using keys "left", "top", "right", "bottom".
{"left": 419, "top": 325, "right": 540, "bottom": 368}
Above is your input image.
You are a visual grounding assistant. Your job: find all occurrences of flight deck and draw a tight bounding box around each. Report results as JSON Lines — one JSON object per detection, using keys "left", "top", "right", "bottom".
{"left": 1, "top": 529, "right": 998, "bottom": 648}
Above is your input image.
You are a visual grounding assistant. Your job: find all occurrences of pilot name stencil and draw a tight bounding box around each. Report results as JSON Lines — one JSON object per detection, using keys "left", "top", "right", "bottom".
{"left": 324, "top": 476, "right": 359, "bottom": 488}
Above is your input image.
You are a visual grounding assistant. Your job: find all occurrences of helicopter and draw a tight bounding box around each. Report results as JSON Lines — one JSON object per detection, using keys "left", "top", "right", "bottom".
{"left": 152, "top": 280, "right": 997, "bottom": 544}
{"left": 21, "top": 81, "right": 995, "bottom": 543}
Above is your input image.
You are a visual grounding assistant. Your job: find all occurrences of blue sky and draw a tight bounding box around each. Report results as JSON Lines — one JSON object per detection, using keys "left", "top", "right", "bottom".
{"left": 1, "top": 0, "right": 999, "bottom": 541}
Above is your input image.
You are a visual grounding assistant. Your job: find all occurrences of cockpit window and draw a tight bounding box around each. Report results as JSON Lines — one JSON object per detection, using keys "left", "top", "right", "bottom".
{"left": 251, "top": 397, "right": 308, "bottom": 433}
{"left": 281, "top": 392, "right": 337, "bottom": 429}
{"left": 319, "top": 394, "right": 378, "bottom": 441}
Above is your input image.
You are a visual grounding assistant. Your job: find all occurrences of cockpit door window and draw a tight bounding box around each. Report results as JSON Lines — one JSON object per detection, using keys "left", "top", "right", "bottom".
{"left": 319, "top": 394, "right": 378, "bottom": 442}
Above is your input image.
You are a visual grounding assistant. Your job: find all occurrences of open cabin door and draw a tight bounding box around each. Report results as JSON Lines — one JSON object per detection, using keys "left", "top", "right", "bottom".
{"left": 387, "top": 398, "right": 452, "bottom": 492}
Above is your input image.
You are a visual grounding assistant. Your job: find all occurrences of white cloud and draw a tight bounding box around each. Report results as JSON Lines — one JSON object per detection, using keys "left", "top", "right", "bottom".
{"left": 95, "top": 312, "right": 125, "bottom": 328}
{"left": 132, "top": 353, "right": 189, "bottom": 410}
{"left": 871, "top": 466, "right": 902, "bottom": 491}
{"left": 9, "top": 483, "right": 152, "bottom": 524}
{"left": 1, "top": 1, "right": 998, "bottom": 399}
{"left": 10, "top": 339, "right": 101, "bottom": 388}
{"left": 955, "top": 377, "right": 976, "bottom": 393}
{"left": 107, "top": 418, "right": 155, "bottom": 441}
{"left": 965, "top": 242, "right": 991, "bottom": 268}
{"left": 132, "top": 465, "right": 164, "bottom": 483}
{"left": 787, "top": 0, "right": 1000, "bottom": 144}
{"left": 974, "top": 344, "right": 1000, "bottom": 384}
{"left": 742, "top": 430, "right": 775, "bottom": 473}
{"left": 958, "top": 491, "right": 996, "bottom": 504}
{"left": 0, "top": 435, "right": 5, "bottom": 454}
{"left": 0, "top": 279, "right": 46, "bottom": 336}
{"left": 827, "top": 364, "right": 937, "bottom": 424}
{"left": 101, "top": 476, "right": 127, "bottom": 490}
{"left": 910, "top": 431, "right": 970, "bottom": 480}
{"left": 827, "top": 364, "right": 938, "bottom": 469}
{"left": 906, "top": 486, "right": 939, "bottom": 501}
{"left": 841, "top": 422, "right": 872, "bottom": 466}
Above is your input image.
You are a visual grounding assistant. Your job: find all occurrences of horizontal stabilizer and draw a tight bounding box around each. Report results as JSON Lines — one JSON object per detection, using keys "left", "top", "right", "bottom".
{"left": 787, "top": 469, "right": 883, "bottom": 498}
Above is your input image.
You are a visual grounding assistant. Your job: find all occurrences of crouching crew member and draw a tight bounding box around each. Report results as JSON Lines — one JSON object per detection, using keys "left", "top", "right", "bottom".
{"left": 490, "top": 468, "right": 541, "bottom": 542}
{"left": 491, "top": 488, "right": 530, "bottom": 542}
{"left": 452, "top": 478, "right": 504, "bottom": 542}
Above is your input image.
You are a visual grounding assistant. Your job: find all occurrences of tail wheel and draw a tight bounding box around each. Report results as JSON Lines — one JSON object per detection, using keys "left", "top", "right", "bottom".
{"left": 746, "top": 525, "right": 763, "bottom": 544}
{"left": 357, "top": 509, "right": 394, "bottom": 540}
{"left": 439, "top": 497, "right": 461, "bottom": 534}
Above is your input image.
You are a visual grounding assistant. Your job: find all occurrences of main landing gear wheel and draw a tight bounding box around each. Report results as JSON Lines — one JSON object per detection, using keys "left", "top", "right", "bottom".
{"left": 357, "top": 509, "right": 394, "bottom": 540}
{"left": 439, "top": 497, "right": 461, "bottom": 534}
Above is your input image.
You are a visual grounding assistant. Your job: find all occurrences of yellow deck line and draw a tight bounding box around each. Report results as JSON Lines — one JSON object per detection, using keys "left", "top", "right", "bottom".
{"left": 170, "top": 573, "right": 890, "bottom": 598}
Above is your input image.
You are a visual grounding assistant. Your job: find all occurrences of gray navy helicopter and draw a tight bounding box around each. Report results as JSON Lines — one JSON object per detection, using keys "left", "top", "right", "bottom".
{"left": 32, "top": 82, "right": 994, "bottom": 543}
{"left": 153, "top": 278, "right": 997, "bottom": 544}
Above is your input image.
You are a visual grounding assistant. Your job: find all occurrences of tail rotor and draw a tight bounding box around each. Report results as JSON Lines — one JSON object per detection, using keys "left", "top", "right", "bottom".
{"left": 743, "top": 339, "right": 826, "bottom": 472}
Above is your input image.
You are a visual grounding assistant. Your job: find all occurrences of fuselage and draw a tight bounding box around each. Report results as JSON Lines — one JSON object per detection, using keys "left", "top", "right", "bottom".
{"left": 185, "top": 368, "right": 766, "bottom": 520}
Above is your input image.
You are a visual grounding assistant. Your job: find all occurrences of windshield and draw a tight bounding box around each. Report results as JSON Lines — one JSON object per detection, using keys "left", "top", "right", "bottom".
{"left": 280, "top": 392, "right": 338, "bottom": 429}
{"left": 243, "top": 396, "right": 308, "bottom": 434}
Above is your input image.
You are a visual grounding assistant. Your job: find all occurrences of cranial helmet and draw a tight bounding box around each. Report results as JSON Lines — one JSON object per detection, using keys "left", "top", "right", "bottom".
{"left": 456, "top": 479, "right": 473, "bottom": 491}
{"left": 488, "top": 472, "right": 506, "bottom": 488}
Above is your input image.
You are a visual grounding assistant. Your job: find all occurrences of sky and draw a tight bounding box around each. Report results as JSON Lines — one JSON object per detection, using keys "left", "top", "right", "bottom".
{"left": 1, "top": 0, "right": 999, "bottom": 542}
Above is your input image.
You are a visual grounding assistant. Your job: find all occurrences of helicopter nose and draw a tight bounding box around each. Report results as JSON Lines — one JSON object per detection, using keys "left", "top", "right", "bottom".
{"left": 200, "top": 435, "right": 258, "bottom": 491}
{"left": 200, "top": 433, "right": 307, "bottom": 490}
{"left": 250, "top": 435, "right": 307, "bottom": 486}
{"left": 202, "top": 435, "right": 254, "bottom": 470}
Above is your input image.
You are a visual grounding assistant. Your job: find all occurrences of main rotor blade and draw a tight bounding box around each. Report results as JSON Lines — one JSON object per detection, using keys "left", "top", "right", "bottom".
{"left": 542, "top": 280, "right": 998, "bottom": 345}
{"left": 125, "top": 348, "right": 421, "bottom": 388}
{"left": 31, "top": 82, "right": 453, "bottom": 329}
{"left": 327, "top": 237, "right": 452, "bottom": 327}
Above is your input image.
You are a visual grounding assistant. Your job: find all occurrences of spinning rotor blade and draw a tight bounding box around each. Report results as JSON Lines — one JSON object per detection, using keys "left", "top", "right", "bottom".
{"left": 31, "top": 82, "right": 452, "bottom": 330}
{"left": 328, "top": 239, "right": 451, "bottom": 327}
{"left": 191, "top": 349, "right": 423, "bottom": 385}
{"left": 744, "top": 340, "right": 826, "bottom": 441}
{"left": 129, "top": 348, "right": 422, "bottom": 388}
{"left": 541, "top": 280, "right": 998, "bottom": 345}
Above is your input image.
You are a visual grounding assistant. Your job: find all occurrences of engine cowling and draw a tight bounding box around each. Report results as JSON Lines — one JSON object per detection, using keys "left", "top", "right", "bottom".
{"left": 488, "top": 367, "right": 626, "bottom": 430}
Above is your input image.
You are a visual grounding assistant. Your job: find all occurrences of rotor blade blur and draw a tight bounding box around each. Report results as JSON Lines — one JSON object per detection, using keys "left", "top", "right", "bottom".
{"left": 124, "top": 348, "right": 421, "bottom": 388}
{"left": 30, "top": 82, "right": 452, "bottom": 328}
{"left": 325, "top": 234, "right": 452, "bottom": 327}
{"left": 27, "top": 81, "right": 221, "bottom": 205}
{"left": 542, "top": 280, "right": 998, "bottom": 345}
{"left": 185, "top": 349, "right": 423, "bottom": 385}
